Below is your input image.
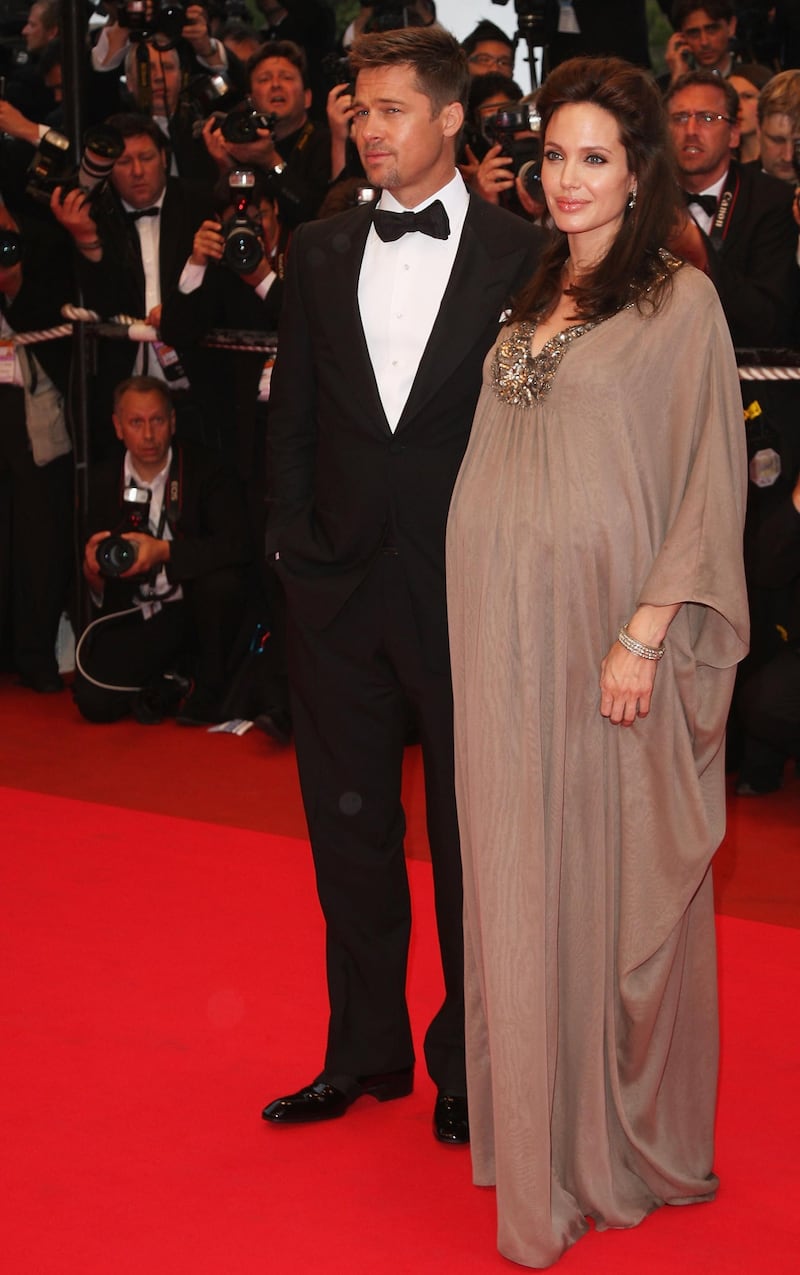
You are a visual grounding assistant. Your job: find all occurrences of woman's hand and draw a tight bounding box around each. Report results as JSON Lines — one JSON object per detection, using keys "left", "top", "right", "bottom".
{"left": 599, "top": 603, "right": 681, "bottom": 725}
{"left": 599, "top": 642, "right": 658, "bottom": 725}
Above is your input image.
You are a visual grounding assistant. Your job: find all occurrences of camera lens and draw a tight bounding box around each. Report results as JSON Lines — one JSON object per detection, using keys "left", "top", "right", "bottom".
{"left": 96, "top": 535, "right": 139, "bottom": 577}
{"left": 223, "top": 223, "right": 264, "bottom": 274}
{"left": 0, "top": 230, "right": 23, "bottom": 268}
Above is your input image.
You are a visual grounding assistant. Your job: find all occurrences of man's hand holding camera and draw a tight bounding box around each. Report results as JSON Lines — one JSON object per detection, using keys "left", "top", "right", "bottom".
{"left": 182, "top": 4, "right": 224, "bottom": 67}
{"left": 49, "top": 186, "right": 103, "bottom": 260}
{"left": 191, "top": 218, "right": 225, "bottom": 267}
{"left": 84, "top": 527, "right": 170, "bottom": 590}
{"left": 470, "top": 142, "right": 515, "bottom": 205}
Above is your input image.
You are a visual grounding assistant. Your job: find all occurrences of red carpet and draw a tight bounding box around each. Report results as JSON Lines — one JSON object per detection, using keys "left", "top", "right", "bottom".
{"left": 2, "top": 786, "right": 798, "bottom": 1273}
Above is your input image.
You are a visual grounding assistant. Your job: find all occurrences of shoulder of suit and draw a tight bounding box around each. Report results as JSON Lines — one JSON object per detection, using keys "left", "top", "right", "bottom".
{"left": 293, "top": 202, "right": 372, "bottom": 247}
{"left": 465, "top": 194, "right": 547, "bottom": 252}
{"left": 735, "top": 160, "right": 795, "bottom": 210}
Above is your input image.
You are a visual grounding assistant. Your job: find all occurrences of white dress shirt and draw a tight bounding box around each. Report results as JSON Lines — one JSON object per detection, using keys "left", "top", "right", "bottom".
{"left": 120, "top": 189, "right": 166, "bottom": 377}
{"left": 358, "top": 171, "right": 469, "bottom": 432}
{"left": 124, "top": 447, "right": 183, "bottom": 615}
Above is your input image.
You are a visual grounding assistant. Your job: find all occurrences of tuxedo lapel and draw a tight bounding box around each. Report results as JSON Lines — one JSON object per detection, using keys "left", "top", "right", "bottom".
{"left": 395, "top": 199, "right": 527, "bottom": 432}
{"left": 318, "top": 209, "right": 392, "bottom": 435}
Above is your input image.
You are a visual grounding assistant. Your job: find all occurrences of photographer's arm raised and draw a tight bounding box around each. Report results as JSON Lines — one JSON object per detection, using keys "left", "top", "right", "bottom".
{"left": 49, "top": 187, "right": 103, "bottom": 261}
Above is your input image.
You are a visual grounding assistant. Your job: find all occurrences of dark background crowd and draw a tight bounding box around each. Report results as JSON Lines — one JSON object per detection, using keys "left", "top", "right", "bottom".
{"left": 0, "top": 0, "right": 799, "bottom": 786}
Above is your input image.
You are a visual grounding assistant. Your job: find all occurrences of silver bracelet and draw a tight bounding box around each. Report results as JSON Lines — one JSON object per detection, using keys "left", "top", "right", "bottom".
{"left": 617, "top": 623, "right": 665, "bottom": 661}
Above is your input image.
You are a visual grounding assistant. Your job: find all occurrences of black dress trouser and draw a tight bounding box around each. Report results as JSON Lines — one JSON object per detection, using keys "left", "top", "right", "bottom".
{"left": 286, "top": 552, "right": 466, "bottom": 1097}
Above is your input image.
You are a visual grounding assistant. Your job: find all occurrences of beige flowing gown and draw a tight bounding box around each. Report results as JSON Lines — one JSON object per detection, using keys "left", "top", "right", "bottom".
{"left": 445, "top": 265, "right": 750, "bottom": 1268}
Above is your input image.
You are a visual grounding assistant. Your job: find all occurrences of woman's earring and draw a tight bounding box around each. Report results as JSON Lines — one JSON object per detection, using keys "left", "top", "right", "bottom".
{"left": 627, "top": 187, "right": 638, "bottom": 211}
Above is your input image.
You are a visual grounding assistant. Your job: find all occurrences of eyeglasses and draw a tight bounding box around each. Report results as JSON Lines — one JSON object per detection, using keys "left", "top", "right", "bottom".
{"left": 468, "top": 53, "right": 514, "bottom": 72}
{"left": 668, "top": 111, "right": 734, "bottom": 128}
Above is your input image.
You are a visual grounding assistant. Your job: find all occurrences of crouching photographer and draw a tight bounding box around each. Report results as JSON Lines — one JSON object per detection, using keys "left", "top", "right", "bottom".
{"left": 74, "top": 376, "right": 253, "bottom": 726}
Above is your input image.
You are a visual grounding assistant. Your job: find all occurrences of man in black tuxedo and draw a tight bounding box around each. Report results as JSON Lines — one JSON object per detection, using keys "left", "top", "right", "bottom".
{"left": 666, "top": 70, "right": 798, "bottom": 347}
{"left": 50, "top": 113, "right": 215, "bottom": 457}
{"left": 260, "top": 26, "right": 542, "bottom": 1144}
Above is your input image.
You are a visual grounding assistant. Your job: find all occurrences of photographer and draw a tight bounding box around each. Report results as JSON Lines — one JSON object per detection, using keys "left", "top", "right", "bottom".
{"left": 160, "top": 168, "right": 287, "bottom": 519}
{"left": 121, "top": 38, "right": 220, "bottom": 186}
{"left": 254, "top": 1, "right": 336, "bottom": 119}
{"left": 92, "top": 2, "right": 231, "bottom": 78}
{"left": 74, "top": 375, "right": 252, "bottom": 726}
{"left": 202, "top": 39, "right": 330, "bottom": 227}
{"left": 49, "top": 113, "right": 215, "bottom": 455}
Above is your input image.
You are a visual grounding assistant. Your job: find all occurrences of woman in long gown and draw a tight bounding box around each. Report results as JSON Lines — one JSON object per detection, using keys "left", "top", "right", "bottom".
{"left": 446, "top": 57, "right": 750, "bottom": 1268}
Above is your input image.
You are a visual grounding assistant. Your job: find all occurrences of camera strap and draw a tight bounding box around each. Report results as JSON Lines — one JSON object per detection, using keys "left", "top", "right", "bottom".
{"left": 708, "top": 163, "right": 741, "bottom": 251}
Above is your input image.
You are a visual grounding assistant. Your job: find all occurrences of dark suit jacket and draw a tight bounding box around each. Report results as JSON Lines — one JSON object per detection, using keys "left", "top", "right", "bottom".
{"left": 88, "top": 442, "right": 253, "bottom": 614}
{"left": 700, "top": 160, "right": 799, "bottom": 349}
{"left": 266, "top": 194, "right": 544, "bottom": 664}
{"left": 74, "top": 178, "right": 216, "bottom": 451}
{"left": 160, "top": 263, "right": 283, "bottom": 481}
{"left": 78, "top": 177, "right": 215, "bottom": 324}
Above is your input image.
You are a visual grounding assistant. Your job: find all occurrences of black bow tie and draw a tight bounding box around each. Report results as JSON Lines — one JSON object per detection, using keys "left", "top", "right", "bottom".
{"left": 684, "top": 190, "right": 718, "bottom": 217}
{"left": 373, "top": 199, "right": 450, "bottom": 243}
{"left": 126, "top": 207, "right": 160, "bottom": 222}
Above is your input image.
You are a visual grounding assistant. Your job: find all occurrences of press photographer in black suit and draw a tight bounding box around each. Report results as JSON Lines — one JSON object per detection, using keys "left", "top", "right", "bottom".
{"left": 202, "top": 39, "right": 331, "bottom": 228}
{"left": 50, "top": 113, "right": 215, "bottom": 456}
{"left": 75, "top": 376, "right": 252, "bottom": 726}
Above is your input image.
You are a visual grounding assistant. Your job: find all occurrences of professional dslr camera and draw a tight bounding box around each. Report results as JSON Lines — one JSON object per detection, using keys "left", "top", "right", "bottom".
{"left": 25, "top": 123, "right": 124, "bottom": 205}
{"left": 221, "top": 169, "right": 264, "bottom": 274}
{"left": 483, "top": 103, "right": 542, "bottom": 198}
{"left": 221, "top": 102, "right": 277, "bottom": 144}
{"left": 118, "top": 0, "right": 186, "bottom": 45}
{"left": 95, "top": 487, "right": 153, "bottom": 578}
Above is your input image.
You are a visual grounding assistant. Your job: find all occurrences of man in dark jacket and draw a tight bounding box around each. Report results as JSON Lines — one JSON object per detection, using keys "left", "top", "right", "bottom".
{"left": 74, "top": 376, "right": 252, "bottom": 726}
{"left": 260, "top": 27, "right": 543, "bottom": 1145}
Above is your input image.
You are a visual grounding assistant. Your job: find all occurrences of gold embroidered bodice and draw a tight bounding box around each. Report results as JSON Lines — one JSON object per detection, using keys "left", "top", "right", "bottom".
{"left": 491, "top": 252, "right": 683, "bottom": 408}
{"left": 491, "top": 320, "right": 601, "bottom": 407}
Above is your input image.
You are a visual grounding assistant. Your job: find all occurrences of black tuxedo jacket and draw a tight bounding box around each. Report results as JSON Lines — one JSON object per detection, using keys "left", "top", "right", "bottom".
{"left": 78, "top": 178, "right": 216, "bottom": 323}
{"left": 700, "top": 160, "right": 798, "bottom": 349}
{"left": 266, "top": 194, "right": 544, "bottom": 663}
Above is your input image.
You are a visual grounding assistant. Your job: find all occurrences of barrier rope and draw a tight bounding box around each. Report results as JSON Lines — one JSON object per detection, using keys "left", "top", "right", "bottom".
{"left": 5, "top": 308, "right": 798, "bottom": 375}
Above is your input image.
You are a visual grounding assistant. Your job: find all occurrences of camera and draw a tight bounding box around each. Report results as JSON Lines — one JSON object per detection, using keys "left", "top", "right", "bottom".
{"left": 221, "top": 169, "right": 264, "bottom": 274}
{"left": 0, "top": 227, "right": 23, "bottom": 268}
{"left": 118, "top": 0, "right": 186, "bottom": 46}
{"left": 185, "top": 68, "right": 239, "bottom": 122}
{"left": 320, "top": 52, "right": 353, "bottom": 96}
{"left": 483, "top": 103, "right": 542, "bottom": 197}
{"left": 95, "top": 487, "right": 153, "bottom": 578}
{"left": 491, "top": 0, "right": 559, "bottom": 42}
{"left": 221, "top": 103, "right": 277, "bottom": 144}
{"left": 26, "top": 123, "right": 124, "bottom": 204}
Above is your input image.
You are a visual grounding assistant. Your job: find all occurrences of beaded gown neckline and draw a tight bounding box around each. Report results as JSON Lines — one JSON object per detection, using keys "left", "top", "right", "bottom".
{"left": 491, "top": 252, "right": 683, "bottom": 408}
{"left": 491, "top": 318, "right": 604, "bottom": 407}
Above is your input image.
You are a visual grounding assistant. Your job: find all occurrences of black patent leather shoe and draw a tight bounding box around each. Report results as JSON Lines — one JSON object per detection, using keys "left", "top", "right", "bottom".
{"left": 262, "top": 1068, "right": 413, "bottom": 1124}
{"left": 433, "top": 1093, "right": 469, "bottom": 1145}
